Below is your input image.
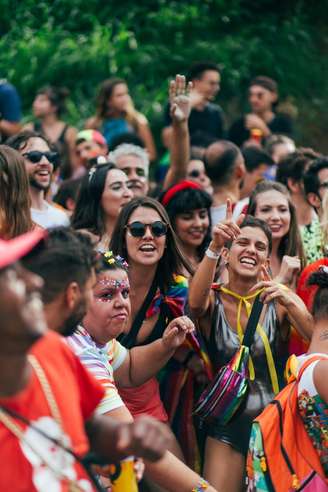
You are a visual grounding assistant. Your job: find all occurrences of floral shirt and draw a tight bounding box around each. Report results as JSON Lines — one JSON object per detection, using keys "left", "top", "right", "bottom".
{"left": 300, "top": 217, "right": 324, "bottom": 264}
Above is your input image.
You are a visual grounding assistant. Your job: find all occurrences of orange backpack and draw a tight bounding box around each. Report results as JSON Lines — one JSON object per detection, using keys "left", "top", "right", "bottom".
{"left": 247, "top": 356, "right": 328, "bottom": 491}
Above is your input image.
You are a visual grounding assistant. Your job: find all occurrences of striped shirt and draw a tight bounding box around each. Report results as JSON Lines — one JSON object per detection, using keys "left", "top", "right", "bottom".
{"left": 67, "top": 325, "right": 127, "bottom": 414}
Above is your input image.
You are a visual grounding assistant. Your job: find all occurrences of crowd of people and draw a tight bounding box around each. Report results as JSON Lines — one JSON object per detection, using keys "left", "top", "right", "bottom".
{"left": 0, "top": 62, "right": 327, "bottom": 492}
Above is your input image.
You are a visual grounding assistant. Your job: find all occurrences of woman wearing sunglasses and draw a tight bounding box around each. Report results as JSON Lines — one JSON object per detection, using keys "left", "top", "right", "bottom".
{"left": 67, "top": 252, "right": 216, "bottom": 492}
{"left": 161, "top": 180, "right": 212, "bottom": 274}
{"left": 110, "top": 197, "right": 199, "bottom": 459}
{"left": 71, "top": 162, "right": 133, "bottom": 252}
{"left": 187, "top": 158, "right": 213, "bottom": 195}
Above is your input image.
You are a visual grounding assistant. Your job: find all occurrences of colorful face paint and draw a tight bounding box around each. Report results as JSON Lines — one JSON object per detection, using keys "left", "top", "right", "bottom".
{"left": 95, "top": 279, "right": 130, "bottom": 303}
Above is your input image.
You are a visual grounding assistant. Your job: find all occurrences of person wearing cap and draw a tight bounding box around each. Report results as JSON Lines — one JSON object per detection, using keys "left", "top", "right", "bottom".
{"left": 74, "top": 129, "right": 108, "bottom": 178}
{"left": 0, "top": 228, "right": 172, "bottom": 491}
{"left": 7, "top": 130, "right": 70, "bottom": 229}
{"left": 229, "top": 76, "right": 294, "bottom": 148}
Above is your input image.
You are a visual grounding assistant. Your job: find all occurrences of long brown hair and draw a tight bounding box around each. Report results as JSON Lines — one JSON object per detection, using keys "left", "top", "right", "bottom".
{"left": 96, "top": 78, "right": 126, "bottom": 119}
{"left": 247, "top": 180, "right": 306, "bottom": 267}
{"left": 0, "top": 145, "right": 33, "bottom": 238}
{"left": 109, "top": 197, "right": 192, "bottom": 292}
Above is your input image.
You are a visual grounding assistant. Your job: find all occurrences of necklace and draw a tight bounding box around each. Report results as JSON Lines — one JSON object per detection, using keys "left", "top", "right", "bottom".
{"left": 0, "top": 355, "right": 87, "bottom": 491}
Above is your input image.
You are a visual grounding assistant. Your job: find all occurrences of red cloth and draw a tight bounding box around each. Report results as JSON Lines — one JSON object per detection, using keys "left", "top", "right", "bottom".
{"left": 119, "top": 377, "right": 168, "bottom": 422}
{"left": 296, "top": 258, "right": 328, "bottom": 310}
{"left": 0, "top": 331, "right": 105, "bottom": 491}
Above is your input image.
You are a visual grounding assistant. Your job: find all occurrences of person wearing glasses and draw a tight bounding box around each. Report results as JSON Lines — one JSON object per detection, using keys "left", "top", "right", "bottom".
{"left": 110, "top": 197, "right": 193, "bottom": 461}
{"left": 228, "top": 76, "right": 294, "bottom": 148}
{"left": 302, "top": 156, "right": 328, "bottom": 262}
{"left": 187, "top": 158, "right": 213, "bottom": 195}
{"left": 71, "top": 163, "right": 133, "bottom": 252}
{"left": 7, "top": 131, "right": 70, "bottom": 229}
{"left": 109, "top": 143, "right": 150, "bottom": 197}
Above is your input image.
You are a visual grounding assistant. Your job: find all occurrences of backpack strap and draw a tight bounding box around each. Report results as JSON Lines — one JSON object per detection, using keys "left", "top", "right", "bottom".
{"left": 297, "top": 354, "right": 328, "bottom": 382}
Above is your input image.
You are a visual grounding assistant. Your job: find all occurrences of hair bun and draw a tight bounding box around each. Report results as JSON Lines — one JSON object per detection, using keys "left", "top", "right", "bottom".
{"left": 308, "top": 266, "right": 328, "bottom": 288}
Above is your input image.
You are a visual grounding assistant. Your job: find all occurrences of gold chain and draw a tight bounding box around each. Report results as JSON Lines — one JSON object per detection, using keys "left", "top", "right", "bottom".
{"left": 0, "top": 355, "right": 86, "bottom": 491}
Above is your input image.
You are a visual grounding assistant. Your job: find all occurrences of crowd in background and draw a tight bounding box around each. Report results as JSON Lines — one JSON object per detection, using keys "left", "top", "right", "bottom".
{"left": 0, "top": 62, "right": 327, "bottom": 492}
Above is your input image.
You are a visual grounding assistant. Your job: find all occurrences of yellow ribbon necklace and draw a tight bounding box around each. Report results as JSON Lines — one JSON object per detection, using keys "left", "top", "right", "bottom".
{"left": 220, "top": 286, "right": 280, "bottom": 395}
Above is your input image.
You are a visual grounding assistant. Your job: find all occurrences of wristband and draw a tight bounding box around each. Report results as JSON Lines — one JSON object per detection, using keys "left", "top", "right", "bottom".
{"left": 205, "top": 248, "right": 221, "bottom": 260}
{"left": 192, "top": 478, "right": 209, "bottom": 491}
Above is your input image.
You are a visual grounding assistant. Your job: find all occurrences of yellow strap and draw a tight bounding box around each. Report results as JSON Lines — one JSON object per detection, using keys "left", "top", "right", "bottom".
{"left": 220, "top": 286, "right": 279, "bottom": 394}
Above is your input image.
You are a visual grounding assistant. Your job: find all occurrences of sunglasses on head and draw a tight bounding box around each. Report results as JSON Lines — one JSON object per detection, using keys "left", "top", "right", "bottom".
{"left": 22, "top": 151, "right": 59, "bottom": 165}
{"left": 126, "top": 221, "right": 168, "bottom": 238}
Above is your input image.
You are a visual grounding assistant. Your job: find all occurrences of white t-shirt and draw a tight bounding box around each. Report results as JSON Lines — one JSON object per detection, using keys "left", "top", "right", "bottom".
{"left": 31, "top": 202, "right": 70, "bottom": 229}
{"left": 210, "top": 204, "right": 227, "bottom": 226}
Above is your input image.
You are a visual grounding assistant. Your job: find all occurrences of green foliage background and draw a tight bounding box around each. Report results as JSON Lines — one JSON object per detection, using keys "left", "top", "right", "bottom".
{"left": 1, "top": 0, "right": 327, "bottom": 151}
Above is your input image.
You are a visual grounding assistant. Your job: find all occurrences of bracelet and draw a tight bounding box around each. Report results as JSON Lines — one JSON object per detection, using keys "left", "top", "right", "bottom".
{"left": 205, "top": 248, "right": 221, "bottom": 260}
{"left": 192, "top": 478, "right": 209, "bottom": 491}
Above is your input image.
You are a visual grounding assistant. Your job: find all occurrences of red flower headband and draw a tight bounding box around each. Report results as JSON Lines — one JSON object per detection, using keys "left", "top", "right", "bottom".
{"left": 161, "top": 180, "right": 202, "bottom": 207}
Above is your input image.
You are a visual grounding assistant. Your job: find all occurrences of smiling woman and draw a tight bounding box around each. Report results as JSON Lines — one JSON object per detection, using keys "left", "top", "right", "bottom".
{"left": 71, "top": 162, "right": 133, "bottom": 251}
{"left": 189, "top": 211, "right": 312, "bottom": 491}
{"left": 160, "top": 180, "right": 212, "bottom": 274}
{"left": 248, "top": 180, "right": 306, "bottom": 287}
{"left": 109, "top": 197, "right": 206, "bottom": 464}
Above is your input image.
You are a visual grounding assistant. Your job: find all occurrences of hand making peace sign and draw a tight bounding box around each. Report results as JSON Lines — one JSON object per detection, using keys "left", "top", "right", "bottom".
{"left": 210, "top": 199, "right": 245, "bottom": 252}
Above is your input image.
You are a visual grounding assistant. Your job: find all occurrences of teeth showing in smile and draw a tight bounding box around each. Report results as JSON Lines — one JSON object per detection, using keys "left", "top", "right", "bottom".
{"left": 140, "top": 245, "right": 155, "bottom": 252}
{"left": 240, "top": 257, "right": 256, "bottom": 266}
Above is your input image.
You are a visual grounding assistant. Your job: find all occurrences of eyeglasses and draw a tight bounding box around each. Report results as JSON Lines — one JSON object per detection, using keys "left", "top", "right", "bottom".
{"left": 319, "top": 181, "right": 328, "bottom": 189}
{"left": 126, "top": 221, "right": 168, "bottom": 238}
{"left": 188, "top": 170, "right": 201, "bottom": 178}
{"left": 22, "top": 151, "right": 59, "bottom": 165}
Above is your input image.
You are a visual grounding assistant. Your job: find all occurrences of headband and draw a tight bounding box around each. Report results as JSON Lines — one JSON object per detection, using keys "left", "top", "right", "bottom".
{"left": 161, "top": 180, "right": 202, "bottom": 207}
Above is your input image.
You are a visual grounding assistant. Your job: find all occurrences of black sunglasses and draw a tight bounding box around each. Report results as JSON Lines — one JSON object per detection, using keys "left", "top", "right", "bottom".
{"left": 22, "top": 151, "right": 59, "bottom": 165}
{"left": 126, "top": 221, "right": 168, "bottom": 238}
{"left": 188, "top": 169, "right": 201, "bottom": 178}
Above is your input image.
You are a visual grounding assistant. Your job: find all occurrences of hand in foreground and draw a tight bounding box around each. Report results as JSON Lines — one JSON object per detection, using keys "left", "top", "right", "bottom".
{"left": 116, "top": 416, "right": 172, "bottom": 462}
{"left": 162, "top": 316, "right": 195, "bottom": 350}
{"left": 250, "top": 265, "right": 292, "bottom": 306}
{"left": 245, "top": 113, "right": 270, "bottom": 135}
{"left": 211, "top": 198, "right": 244, "bottom": 252}
{"left": 276, "top": 255, "right": 301, "bottom": 286}
{"left": 169, "top": 74, "right": 193, "bottom": 124}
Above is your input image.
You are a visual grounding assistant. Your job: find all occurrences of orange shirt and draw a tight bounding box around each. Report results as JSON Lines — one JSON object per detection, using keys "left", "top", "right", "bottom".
{"left": 0, "top": 331, "right": 104, "bottom": 491}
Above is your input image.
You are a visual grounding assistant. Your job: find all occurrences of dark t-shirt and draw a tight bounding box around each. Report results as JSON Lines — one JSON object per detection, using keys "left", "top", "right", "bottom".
{"left": 0, "top": 80, "right": 21, "bottom": 142}
{"left": 228, "top": 113, "right": 293, "bottom": 147}
{"left": 164, "top": 101, "right": 225, "bottom": 143}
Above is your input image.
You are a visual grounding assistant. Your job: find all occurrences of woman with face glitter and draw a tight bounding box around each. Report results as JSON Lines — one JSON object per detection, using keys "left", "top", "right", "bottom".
{"left": 67, "top": 252, "right": 216, "bottom": 492}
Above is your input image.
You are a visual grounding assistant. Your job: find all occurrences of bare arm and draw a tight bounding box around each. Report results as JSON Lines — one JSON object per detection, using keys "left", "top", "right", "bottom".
{"left": 313, "top": 360, "right": 328, "bottom": 404}
{"left": 251, "top": 277, "right": 313, "bottom": 340}
{"left": 189, "top": 199, "right": 243, "bottom": 317}
{"left": 0, "top": 119, "right": 21, "bottom": 137}
{"left": 115, "top": 316, "right": 194, "bottom": 387}
{"left": 65, "top": 125, "right": 80, "bottom": 172}
{"left": 163, "top": 75, "right": 192, "bottom": 190}
{"left": 85, "top": 414, "right": 171, "bottom": 464}
{"left": 137, "top": 121, "right": 157, "bottom": 161}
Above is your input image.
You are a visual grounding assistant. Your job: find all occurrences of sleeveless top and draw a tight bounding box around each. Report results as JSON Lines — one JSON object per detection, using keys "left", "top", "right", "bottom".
{"left": 208, "top": 291, "right": 288, "bottom": 421}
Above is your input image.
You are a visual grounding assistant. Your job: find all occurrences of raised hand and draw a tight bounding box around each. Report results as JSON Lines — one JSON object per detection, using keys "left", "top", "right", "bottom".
{"left": 162, "top": 316, "right": 195, "bottom": 350}
{"left": 169, "top": 74, "right": 193, "bottom": 124}
{"left": 211, "top": 199, "right": 244, "bottom": 252}
{"left": 250, "top": 265, "right": 292, "bottom": 306}
{"left": 276, "top": 255, "right": 301, "bottom": 287}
